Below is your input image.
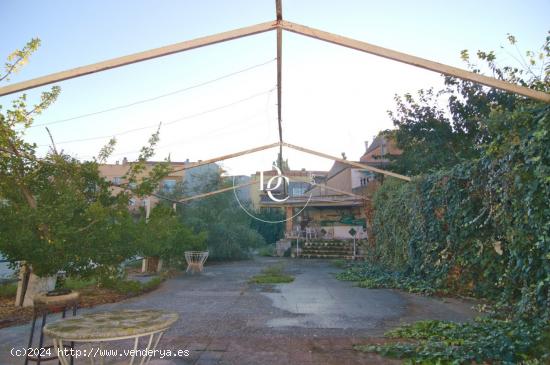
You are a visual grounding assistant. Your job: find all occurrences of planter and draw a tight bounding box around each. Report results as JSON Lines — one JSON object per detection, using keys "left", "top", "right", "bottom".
{"left": 15, "top": 271, "right": 57, "bottom": 307}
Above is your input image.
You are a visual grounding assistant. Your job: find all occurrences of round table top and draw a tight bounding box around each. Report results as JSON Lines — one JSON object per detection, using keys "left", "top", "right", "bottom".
{"left": 43, "top": 309, "right": 179, "bottom": 341}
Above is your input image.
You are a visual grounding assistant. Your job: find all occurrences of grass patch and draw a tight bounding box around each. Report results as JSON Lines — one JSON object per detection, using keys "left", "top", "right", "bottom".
{"left": 249, "top": 264, "right": 294, "bottom": 284}
{"left": 0, "top": 282, "right": 17, "bottom": 298}
{"left": 331, "top": 259, "right": 350, "bottom": 269}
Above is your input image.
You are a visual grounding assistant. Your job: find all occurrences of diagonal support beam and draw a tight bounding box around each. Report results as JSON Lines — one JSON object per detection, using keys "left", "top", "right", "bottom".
{"left": 151, "top": 180, "right": 258, "bottom": 204}
{"left": 282, "top": 142, "right": 411, "bottom": 181}
{"left": 178, "top": 180, "right": 258, "bottom": 202}
{"left": 311, "top": 182, "right": 368, "bottom": 200}
{"left": 281, "top": 20, "right": 550, "bottom": 103}
{"left": 170, "top": 142, "right": 280, "bottom": 173}
{"left": 0, "top": 21, "right": 278, "bottom": 97}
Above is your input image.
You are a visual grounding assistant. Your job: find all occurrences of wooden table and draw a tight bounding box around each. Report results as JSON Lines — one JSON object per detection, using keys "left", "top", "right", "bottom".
{"left": 43, "top": 309, "right": 178, "bottom": 365}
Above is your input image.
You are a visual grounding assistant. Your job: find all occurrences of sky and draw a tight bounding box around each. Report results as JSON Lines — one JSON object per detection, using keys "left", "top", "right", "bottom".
{"left": 1, "top": 0, "right": 549, "bottom": 176}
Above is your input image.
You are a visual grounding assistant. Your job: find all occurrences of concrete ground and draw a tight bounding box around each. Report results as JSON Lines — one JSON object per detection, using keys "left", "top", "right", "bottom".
{"left": 0, "top": 257, "right": 478, "bottom": 364}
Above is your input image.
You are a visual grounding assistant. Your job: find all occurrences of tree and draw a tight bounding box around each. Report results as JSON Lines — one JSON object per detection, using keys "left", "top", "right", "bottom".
{"left": 385, "top": 33, "right": 549, "bottom": 176}
{"left": 250, "top": 208, "right": 285, "bottom": 245}
{"left": 178, "top": 170, "right": 266, "bottom": 260}
{"left": 0, "top": 40, "right": 172, "bottom": 305}
{"left": 134, "top": 204, "right": 206, "bottom": 267}
{"left": 370, "top": 32, "right": 549, "bottom": 319}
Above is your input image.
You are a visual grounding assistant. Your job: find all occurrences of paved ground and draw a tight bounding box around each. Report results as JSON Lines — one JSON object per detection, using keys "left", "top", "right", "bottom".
{"left": 0, "top": 257, "right": 479, "bottom": 364}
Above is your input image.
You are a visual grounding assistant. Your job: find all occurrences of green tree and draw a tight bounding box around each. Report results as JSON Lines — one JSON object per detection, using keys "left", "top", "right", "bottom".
{"left": 386, "top": 33, "right": 549, "bottom": 175}
{"left": 250, "top": 208, "right": 285, "bottom": 245}
{"left": 370, "top": 32, "right": 549, "bottom": 316}
{"left": 135, "top": 204, "right": 206, "bottom": 265}
{"left": 0, "top": 40, "right": 172, "bottom": 304}
{"left": 179, "top": 170, "right": 265, "bottom": 260}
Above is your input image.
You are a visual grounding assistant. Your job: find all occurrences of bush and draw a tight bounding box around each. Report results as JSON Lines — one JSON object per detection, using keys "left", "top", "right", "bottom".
{"left": 99, "top": 276, "right": 163, "bottom": 296}
{"left": 64, "top": 276, "right": 96, "bottom": 290}
{"left": 0, "top": 282, "right": 17, "bottom": 298}
{"left": 258, "top": 245, "right": 275, "bottom": 257}
{"left": 337, "top": 263, "right": 442, "bottom": 295}
{"left": 369, "top": 103, "right": 550, "bottom": 317}
{"left": 357, "top": 318, "right": 550, "bottom": 363}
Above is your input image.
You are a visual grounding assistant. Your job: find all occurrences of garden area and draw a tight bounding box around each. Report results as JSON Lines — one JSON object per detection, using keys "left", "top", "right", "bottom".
{"left": 334, "top": 35, "right": 550, "bottom": 363}
{"left": 0, "top": 3, "right": 548, "bottom": 363}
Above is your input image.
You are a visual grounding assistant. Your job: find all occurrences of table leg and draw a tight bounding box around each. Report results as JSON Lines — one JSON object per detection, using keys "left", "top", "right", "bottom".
{"left": 143, "top": 331, "right": 164, "bottom": 365}
{"left": 53, "top": 339, "right": 70, "bottom": 365}
{"left": 24, "top": 314, "right": 37, "bottom": 365}
{"left": 88, "top": 343, "right": 95, "bottom": 365}
{"left": 37, "top": 312, "right": 47, "bottom": 365}
{"left": 129, "top": 336, "right": 139, "bottom": 365}
{"left": 70, "top": 304, "right": 77, "bottom": 365}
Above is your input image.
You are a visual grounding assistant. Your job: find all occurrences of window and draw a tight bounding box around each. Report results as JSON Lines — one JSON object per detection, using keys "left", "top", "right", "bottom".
{"left": 113, "top": 176, "right": 121, "bottom": 185}
{"left": 163, "top": 179, "right": 176, "bottom": 192}
{"left": 291, "top": 186, "right": 306, "bottom": 196}
{"left": 129, "top": 198, "right": 136, "bottom": 206}
{"left": 129, "top": 182, "right": 137, "bottom": 190}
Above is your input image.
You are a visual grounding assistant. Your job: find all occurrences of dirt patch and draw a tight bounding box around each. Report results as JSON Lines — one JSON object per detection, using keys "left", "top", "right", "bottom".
{"left": 0, "top": 275, "right": 171, "bottom": 329}
{"left": 0, "top": 286, "right": 130, "bottom": 329}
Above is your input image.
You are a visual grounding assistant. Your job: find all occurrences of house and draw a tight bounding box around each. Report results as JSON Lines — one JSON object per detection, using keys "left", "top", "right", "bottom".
{"left": 98, "top": 158, "right": 219, "bottom": 212}
{"left": 256, "top": 162, "right": 366, "bottom": 239}
{"left": 259, "top": 135, "right": 402, "bottom": 240}
{"left": 360, "top": 134, "right": 402, "bottom": 164}
{"left": 250, "top": 168, "right": 327, "bottom": 210}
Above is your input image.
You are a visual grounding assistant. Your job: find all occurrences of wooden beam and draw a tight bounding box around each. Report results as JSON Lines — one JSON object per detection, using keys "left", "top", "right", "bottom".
{"left": 281, "top": 21, "right": 550, "bottom": 103}
{"left": 276, "top": 0, "right": 282, "bottom": 21}
{"left": 282, "top": 142, "right": 412, "bottom": 181}
{"left": 170, "top": 142, "right": 280, "bottom": 173}
{"left": 0, "top": 21, "right": 278, "bottom": 97}
{"left": 179, "top": 180, "right": 257, "bottom": 202}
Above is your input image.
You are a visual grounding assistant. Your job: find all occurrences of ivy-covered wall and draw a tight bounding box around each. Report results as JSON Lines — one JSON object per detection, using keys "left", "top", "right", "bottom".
{"left": 370, "top": 105, "right": 550, "bottom": 318}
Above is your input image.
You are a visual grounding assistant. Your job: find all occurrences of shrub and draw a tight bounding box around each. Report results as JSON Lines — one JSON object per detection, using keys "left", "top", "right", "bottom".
{"left": 0, "top": 282, "right": 17, "bottom": 298}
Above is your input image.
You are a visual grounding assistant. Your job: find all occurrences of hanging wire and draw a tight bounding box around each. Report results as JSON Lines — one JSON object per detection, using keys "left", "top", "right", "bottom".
{"left": 28, "top": 58, "right": 276, "bottom": 129}
{"left": 38, "top": 87, "right": 275, "bottom": 147}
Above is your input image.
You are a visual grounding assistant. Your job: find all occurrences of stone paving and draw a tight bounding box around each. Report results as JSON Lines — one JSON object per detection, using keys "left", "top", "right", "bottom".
{"left": 0, "top": 257, "right": 479, "bottom": 364}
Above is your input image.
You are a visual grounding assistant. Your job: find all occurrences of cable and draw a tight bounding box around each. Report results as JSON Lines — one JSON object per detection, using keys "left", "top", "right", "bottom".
{"left": 38, "top": 87, "right": 275, "bottom": 147}
{"left": 78, "top": 108, "right": 265, "bottom": 159}
{"left": 29, "top": 58, "right": 276, "bottom": 129}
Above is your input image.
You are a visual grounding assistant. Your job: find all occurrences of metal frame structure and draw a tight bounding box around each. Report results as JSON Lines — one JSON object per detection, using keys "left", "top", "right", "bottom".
{"left": 1, "top": 1, "right": 547, "bottom": 101}
{"left": 1, "top": 0, "right": 548, "bottom": 202}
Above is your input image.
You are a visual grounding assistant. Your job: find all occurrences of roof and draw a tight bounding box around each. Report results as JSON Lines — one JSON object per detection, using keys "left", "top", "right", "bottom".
{"left": 365, "top": 135, "right": 385, "bottom": 154}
